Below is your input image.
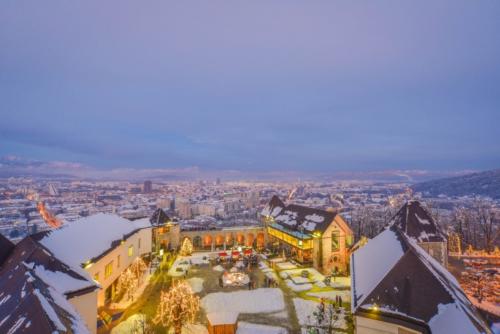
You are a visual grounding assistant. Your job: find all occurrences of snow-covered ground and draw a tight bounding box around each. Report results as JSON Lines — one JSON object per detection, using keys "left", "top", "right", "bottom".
{"left": 306, "top": 290, "right": 351, "bottom": 302}
{"left": 276, "top": 262, "right": 297, "bottom": 270}
{"left": 201, "top": 288, "right": 285, "bottom": 314}
{"left": 212, "top": 265, "right": 225, "bottom": 272}
{"left": 111, "top": 314, "right": 147, "bottom": 334}
{"left": 236, "top": 322, "right": 287, "bottom": 334}
{"left": 290, "top": 276, "right": 310, "bottom": 284}
{"left": 111, "top": 315, "right": 208, "bottom": 334}
{"left": 293, "top": 298, "right": 347, "bottom": 330}
{"left": 187, "top": 277, "right": 204, "bottom": 293}
{"left": 168, "top": 253, "right": 212, "bottom": 277}
{"left": 328, "top": 277, "right": 350, "bottom": 288}
{"left": 285, "top": 279, "right": 312, "bottom": 292}
{"left": 110, "top": 272, "right": 152, "bottom": 310}
{"left": 169, "top": 324, "right": 208, "bottom": 334}
{"left": 279, "top": 268, "right": 325, "bottom": 283}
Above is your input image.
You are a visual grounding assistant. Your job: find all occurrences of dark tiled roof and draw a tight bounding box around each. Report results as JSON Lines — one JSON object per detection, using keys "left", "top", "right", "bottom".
{"left": 352, "top": 226, "right": 491, "bottom": 334}
{"left": 0, "top": 233, "right": 14, "bottom": 266}
{"left": 150, "top": 208, "right": 171, "bottom": 226}
{"left": 0, "top": 236, "right": 96, "bottom": 334}
{"left": 391, "top": 200, "right": 446, "bottom": 242}
{"left": 263, "top": 196, "right": 342, "bottom": 234}
{"left": 268, "top": 195, "right": 285, "bottom": 210}
{"left": 0, "top": 261, "right": 87, "bottom": 333}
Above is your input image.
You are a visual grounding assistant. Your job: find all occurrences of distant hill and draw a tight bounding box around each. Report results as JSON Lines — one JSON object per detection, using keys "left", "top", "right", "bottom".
{"left": 412, "top": 169, "right": 500, "bottom": 199}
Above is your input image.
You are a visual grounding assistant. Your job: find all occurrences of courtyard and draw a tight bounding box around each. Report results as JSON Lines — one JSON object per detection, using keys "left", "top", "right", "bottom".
{"left": 106, "top": 251, "right": 354, "bottom": 334}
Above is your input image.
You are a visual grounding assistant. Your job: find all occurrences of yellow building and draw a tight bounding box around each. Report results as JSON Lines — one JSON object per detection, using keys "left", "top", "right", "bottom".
{"left": 261, "top": 196, "right": 353, "bottom": 274}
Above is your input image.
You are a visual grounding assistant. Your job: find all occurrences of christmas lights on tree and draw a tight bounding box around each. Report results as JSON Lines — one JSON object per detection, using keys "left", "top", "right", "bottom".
{"left": 153, "top": 281, "right": 200, "bottom": 334}
{"left": 180, "top": 238, "right": 193, "bottom": 256}
{"left": 116, "top": 257, "right": 149, "bottom": 301}
{"left": 116, "top": 267, "right": 137, "bottom": 301}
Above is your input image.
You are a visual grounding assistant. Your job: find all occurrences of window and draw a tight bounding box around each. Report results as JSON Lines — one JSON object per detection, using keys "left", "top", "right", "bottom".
{"left": 138, "top": 238, "right": 141, "bottom": 249}
{"left": 128, "top": 245, "right": 134, "bottom": 257}
{"left": 346, "top": 234, "right": 353, "bottom": 247}
{"left": 331, "top": 230, "right": 340, "bottom": 251}
{"left": 117, "top": 255, "right": 121, "bottom": 268}
{"left": 93, "top": 272, "right": 100, "bottom": 283}
{"left": 105, "top": 261, "right": 113, "bottom": 279}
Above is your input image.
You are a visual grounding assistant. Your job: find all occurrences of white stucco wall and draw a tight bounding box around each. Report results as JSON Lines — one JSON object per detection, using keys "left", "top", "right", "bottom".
{"left": 85, "top": 227, "right": 152, "bottom": 306}
{"left": 355, "top": 316, "right": 422, "bottom": 334}
{"left": 68, "top": 290, "right": 98, "bottom": 334}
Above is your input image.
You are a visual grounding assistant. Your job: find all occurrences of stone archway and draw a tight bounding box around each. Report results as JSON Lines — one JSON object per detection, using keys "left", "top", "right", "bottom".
{"left": 225, "top": 233, "right": 234, "bottom": 247}
{"left": 256, "top": 232, "right": 265, "bottom": 249}
{"left": 236, "top": 233, "right": 245, "bottom": 245}
{"left": 246, "top": 233, "right": 255, "bottom": 247}
{"left": 215, "top": 234, "right": 224, "bottom": 247}
{"left": 203, "top": 234, "right": 213, "bottom": 249}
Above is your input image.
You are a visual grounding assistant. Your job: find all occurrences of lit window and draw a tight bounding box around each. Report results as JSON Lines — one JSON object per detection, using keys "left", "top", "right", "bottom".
{"left": 128, "top": 245, "right": 134, "bottom": 257}
{"left": 105, "top": 261, "right": 113, "bottom": 279}
{"left": 93, "top": 272, "right": 99, "bottom": 283}
{"left": 117, "top": 255, "right": 121, "bottom": 268}
{"left": 331, "top": 231, "right": 340, "bottom": 251}
{"left": 346, "top": 234, "right": 353, "bottom": 247}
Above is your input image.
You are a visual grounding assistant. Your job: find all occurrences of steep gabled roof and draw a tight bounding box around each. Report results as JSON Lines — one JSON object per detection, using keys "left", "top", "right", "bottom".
{"left": 37, "top": 213, "right": 150, "bottom": 271}
{"left": 0, "top": 233, "right": 14, "bottom": 266}
{"left": 0, "top": 236, "right": 94, "bottom": 334}
{"left": 390, "top": 200, "right": 446, "bottom": 242}
{"left": 150, "top": 208, "right": 171, "bottom": 226}
{"left": 260, "top": 195, "right": 285, "bottom": 217}
{"left": 261, "top": 196, "right": 348, "bottom": 234}
{"left": 351, "top": 227, "right": 491, "bottom": 334}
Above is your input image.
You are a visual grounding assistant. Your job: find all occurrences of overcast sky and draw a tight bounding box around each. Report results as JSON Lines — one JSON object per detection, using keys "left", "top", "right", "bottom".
{"left": 1, "top": 1, "right": 499, "bottom": 173}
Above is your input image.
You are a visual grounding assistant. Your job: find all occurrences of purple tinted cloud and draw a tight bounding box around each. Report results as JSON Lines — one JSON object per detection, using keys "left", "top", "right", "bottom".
{"left": 0, "top": 1, "right": 499, "bottom": 172}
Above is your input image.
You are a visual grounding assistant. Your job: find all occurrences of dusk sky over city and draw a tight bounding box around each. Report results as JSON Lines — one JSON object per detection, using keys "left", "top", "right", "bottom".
{"left": 1, "top": 3, "right": 500, "bottom": 333}
{"left": 1, "top": 1, "right": 500, "bottom": 173}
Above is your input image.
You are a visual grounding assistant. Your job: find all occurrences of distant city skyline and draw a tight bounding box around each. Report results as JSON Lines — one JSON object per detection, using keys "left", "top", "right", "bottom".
{"left": 1, "top": 1, "right": 500, "bottom": 172}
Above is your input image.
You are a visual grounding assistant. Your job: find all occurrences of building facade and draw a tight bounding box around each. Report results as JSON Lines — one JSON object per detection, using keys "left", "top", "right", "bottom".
{"left": 261, "top": 196, "right": 354, "bottom": 274}
{"left": 351, "top": 202, "right": 490, "bottom": 334}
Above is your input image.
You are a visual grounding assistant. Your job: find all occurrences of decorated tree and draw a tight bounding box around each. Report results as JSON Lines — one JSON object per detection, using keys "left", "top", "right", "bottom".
{"left": 306, "top": 298, "right": 342, "bottom": 334}
{"left": 180, "top": 238, "right": 193, "bottom": 256}
{"left": 116, "top": 258, "right": 149, "bottom": 302}
{"left": 130, "top": 257, "right": 148, "bottom": 285}
{"left": 153, "top": 281, "right": 200, "bottom": 334}
{"left": 116, "top": 267, "right": 138, "bottom": 301}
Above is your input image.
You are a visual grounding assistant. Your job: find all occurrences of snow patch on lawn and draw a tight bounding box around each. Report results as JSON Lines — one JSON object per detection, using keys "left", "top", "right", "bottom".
{"left": 212, "top": 265, "right": 225, "bottom": 272}
{"left": 307, "top": 290, "right": 351, "bottom": 302}
{"left": 237, "top": 322, "right": 287, "bottom": 334}
{"left": 293, "top": 298, "right": 347, "bottom": 330}
{"left": 285, "top": 280, "right": 312, "bottom": 292}
{"left": 201, "top": 288, "right": 285, "bottom": 314}
{"left": 187, "top": 277, "right": 204, "bottom": 293}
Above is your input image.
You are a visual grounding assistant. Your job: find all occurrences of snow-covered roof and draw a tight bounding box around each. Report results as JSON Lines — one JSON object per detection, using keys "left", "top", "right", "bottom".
{"left": 261, "top": 196, "right": 346, "bottom": 234}
{"left": 351, "top": 226, "right": 491, "bottom": 334}
{"left": 390, "top": 200, "right": 446, "bottom": 243}
{"left": 0, "top": 236, "right": 93, "bottom": 334}
{"left": 260, "top": 195, "right": 285, "bottom": 217}
{"left": 351, "top": 228, "right": 405, "bottom": 308}
{"left": 39, "top": 213, "right": 151, "bottom": 270}
{"left": 206, "top": 311, "right": 238, "bottom": 325}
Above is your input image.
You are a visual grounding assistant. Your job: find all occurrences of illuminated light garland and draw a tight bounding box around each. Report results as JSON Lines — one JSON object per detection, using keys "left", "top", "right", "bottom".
{"left": 153, "top": 281, "right": 200, "bottom": 334}
{"left": 180, "top": 238, "right": 193, "bottom": 256}
{"left": 116, "top": 257, "right": 149, "bottom": 301}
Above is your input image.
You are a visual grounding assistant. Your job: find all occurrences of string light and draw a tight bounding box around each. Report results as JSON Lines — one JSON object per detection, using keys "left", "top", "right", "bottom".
{"left": 153, "top": 281, "right": 200, "bottom": 334}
